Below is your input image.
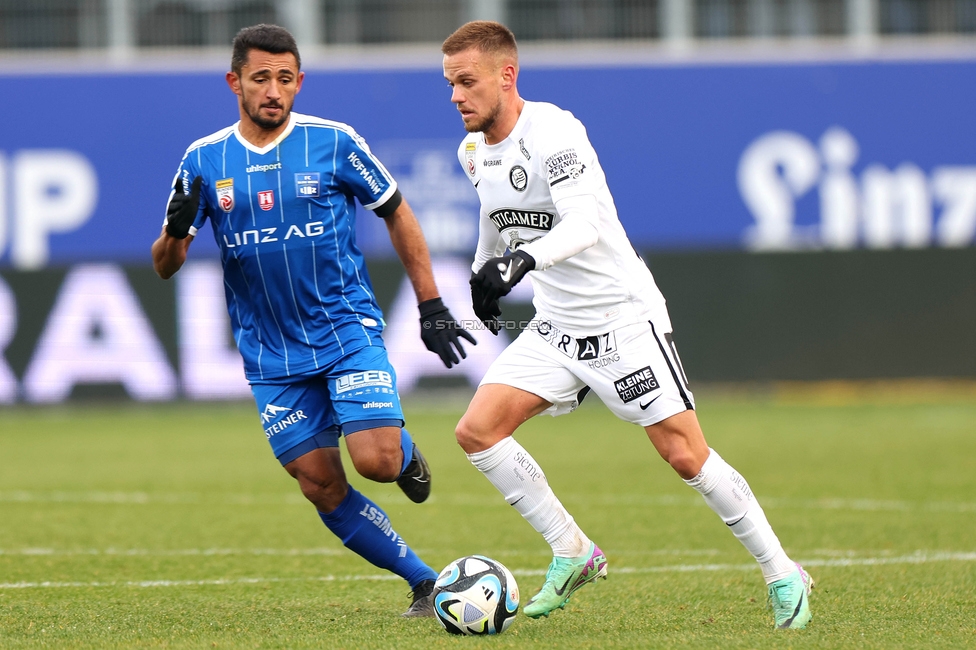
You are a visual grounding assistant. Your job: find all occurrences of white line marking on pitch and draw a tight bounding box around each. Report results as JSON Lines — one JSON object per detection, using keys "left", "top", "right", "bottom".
{"left": 1, "top": 551, "right": 973, "bottom": 589}
{"left": 0, "top": 548, "right": 344, "bottom": 557}
{"left": 2, "top": 491, "right": 974, "bottom": 513}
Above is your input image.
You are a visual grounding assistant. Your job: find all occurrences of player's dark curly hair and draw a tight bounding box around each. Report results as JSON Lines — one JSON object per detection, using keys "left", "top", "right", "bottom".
{"left": 231, "top": 24, "right": 301, "bottom": 74}
{"left": 442, "top": 20, "right": 518, "bottom": 64}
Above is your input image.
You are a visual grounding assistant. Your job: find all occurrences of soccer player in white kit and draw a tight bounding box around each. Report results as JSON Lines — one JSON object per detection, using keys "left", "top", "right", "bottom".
{"left": 441, "top": 21, "right": 814, "bottom": 629}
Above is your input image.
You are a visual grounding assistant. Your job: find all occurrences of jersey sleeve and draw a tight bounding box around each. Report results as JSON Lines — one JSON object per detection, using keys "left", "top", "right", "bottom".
{"left": 471, "top": 207, "right": 506, "bottom": 274}
{"left": 164, "top": 149, "right": 209, "bottom": 237}
{"left": 538, "top": 115, "right": 600, "bottom": 202}
{"left": 334, "top": 129, "right": 399, "bottom": 215}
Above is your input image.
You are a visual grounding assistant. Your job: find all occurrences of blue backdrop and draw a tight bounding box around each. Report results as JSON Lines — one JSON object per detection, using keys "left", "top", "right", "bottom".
{"left": 2, "top": 57, "right": 975, "bottom": 268}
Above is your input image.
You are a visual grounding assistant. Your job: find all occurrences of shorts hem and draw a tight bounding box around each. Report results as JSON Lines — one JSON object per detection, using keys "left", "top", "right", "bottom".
{"left": 479, "top": 380, "right": 563, "bottom": 414}
{"left": 634, "top": 403, "right": 695, "bottom": 428}
{"left": 276, "top": 427, "right": 340, "bottom": 466}
{"left": 342, "top": 418, "right": 403, "bottom": 435}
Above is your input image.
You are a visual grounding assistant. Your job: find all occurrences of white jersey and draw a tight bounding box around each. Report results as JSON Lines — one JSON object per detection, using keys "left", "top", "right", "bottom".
{"left": 458, "top": 100, "right": 668, "bottom": 337}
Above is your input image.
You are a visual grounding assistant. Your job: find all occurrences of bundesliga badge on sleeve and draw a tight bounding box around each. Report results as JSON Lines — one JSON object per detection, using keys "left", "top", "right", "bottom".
{"left": 216, "top": 178, "right": 234, "bottom": 212}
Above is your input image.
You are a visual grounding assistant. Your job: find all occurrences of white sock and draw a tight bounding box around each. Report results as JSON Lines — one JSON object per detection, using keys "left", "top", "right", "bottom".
{"left": 685, "top": 448, "right": 796, "bottom": 583}
{"left": 467, "top": 437, "right": 590, "bottom": 558}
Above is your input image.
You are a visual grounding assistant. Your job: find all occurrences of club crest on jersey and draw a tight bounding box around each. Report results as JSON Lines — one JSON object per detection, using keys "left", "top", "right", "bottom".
{"left": 258, "top": 190, "right": 275, "bottom": 211}
{"left": 510, "top": 165, "right": 528, "bottom": 192}
{"left": 295, "top": 172, "right": 320, "bottom": 198}
{"left": 216, "top": 178, "right": 234, "bottom": 213}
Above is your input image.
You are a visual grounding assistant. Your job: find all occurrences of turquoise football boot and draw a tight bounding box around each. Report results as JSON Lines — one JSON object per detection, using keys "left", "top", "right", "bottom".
{"left": 768, "top": 563, "right": 814, "bottom": 629}
{"left": 523, "top": 542, "right": 608, "bottom": 618}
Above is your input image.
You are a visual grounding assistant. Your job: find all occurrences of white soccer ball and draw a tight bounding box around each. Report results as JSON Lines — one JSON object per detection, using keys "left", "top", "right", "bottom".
{"left": 432, "top": 555, "right": 519, "bottom": 635}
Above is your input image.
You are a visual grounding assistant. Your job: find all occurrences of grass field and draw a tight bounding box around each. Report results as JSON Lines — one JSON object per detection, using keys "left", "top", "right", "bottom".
{"left": 1, "top": 387, "right": 975, "bottom": 648}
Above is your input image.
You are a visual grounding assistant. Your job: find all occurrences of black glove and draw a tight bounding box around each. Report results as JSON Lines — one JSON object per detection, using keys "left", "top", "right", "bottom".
{"left": 419, "top": 297, "right": 477, "bottom": 368}
{"left": 470, "top": 273, "right": 502, "bottom": 336}
{"left": 165, "top": 175, "right": 202, "bottom": 239}
{"left": 470, "top": 250, "right": 535, "bottom": 311}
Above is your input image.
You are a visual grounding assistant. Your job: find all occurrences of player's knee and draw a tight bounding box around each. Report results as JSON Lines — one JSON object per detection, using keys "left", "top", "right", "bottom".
{"left": 352, "top": 453, "right": 400, "bottom": 483}
{"left": 667, "top": 449, "right": 704, "bottom": 480}
{"left": 296, "top": 473, "right": 348, "bottom": 511}
{"left": 454, "top": 417, "right": 482, "bottom": 454}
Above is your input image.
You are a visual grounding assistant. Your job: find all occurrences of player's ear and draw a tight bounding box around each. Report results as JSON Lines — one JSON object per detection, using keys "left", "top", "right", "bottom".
{"left": 295, "top": 70, "right": 305, "bottom": 94}
{"left": 500, "top": 63, "right": 517, "bottom": 91}
{"left": 226, "top": 70, "right": 242, "bottom": 96}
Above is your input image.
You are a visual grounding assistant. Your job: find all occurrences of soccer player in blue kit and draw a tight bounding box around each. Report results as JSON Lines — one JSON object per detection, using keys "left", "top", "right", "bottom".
{"left": 151, "top": 24, "right": 475, "bottom": 617}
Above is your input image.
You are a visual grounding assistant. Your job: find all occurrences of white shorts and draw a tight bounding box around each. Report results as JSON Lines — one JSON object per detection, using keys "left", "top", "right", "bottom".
{"left": 480, "top": 318, "right": 695, "bottom": 427}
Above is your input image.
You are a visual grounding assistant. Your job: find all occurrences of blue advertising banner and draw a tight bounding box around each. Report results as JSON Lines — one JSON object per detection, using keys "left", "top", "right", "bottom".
{"left": 1, "top": 56, "right": 975, "bottom": 269}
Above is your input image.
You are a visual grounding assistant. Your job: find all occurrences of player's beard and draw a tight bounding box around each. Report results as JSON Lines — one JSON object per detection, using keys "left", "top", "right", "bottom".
{"left": 243, "top": 93, "right": 291, "bottom": 130}
{"left": 465, "top": 96, "right": 502, "bottom": 134}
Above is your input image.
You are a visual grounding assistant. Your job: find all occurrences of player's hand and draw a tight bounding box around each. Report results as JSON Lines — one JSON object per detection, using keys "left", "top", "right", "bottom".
{"left": 165, "top": 175, "right": 202, "bottom": 240}
{"left": 471, "top": 250, "right": 535, "bottom": 308}
{"left": 419, "top": 297, "right": 477, "bottom": 368}
{"left": 470, "top": 273, "right": 502, "bottom": 336}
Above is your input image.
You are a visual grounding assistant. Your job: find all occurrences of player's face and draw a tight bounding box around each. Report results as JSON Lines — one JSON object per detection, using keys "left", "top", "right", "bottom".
{"left": 229, "top": 50, "right": 304, "bottom": 131}
{"left": 443, "top": 48, "right": 506, "bottom": 136}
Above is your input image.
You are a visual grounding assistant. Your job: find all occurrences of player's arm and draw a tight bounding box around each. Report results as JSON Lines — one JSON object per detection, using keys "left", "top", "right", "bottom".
{"left": 471, "top": 133, "right": 601, "bottom": 306}
{"left": 517, "top": 193, "right": 600, "bottom": 270}
{"left": 380, "top": 194, "right": 477, "bottom": 368}
{"left": 381, "top": 193, "right": 438, "bottom": 302}
{"left": 153, "top": 173, "right": 203, "bottom": 279}
{"left": 152, "top": 230, "right": 194, "bottom": 280}
{"left": 469, "top": 209, "right": 505, "bottom": 335}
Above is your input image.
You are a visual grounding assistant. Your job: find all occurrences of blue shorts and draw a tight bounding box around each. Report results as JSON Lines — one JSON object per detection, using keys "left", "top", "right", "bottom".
{"left": 250, "top": 345, "right": 405, "bottom": 466}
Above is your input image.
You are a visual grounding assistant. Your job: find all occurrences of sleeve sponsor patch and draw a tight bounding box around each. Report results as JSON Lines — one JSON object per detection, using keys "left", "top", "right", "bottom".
{"left": 545, "top": 148, "right": 586, "bottom": 187}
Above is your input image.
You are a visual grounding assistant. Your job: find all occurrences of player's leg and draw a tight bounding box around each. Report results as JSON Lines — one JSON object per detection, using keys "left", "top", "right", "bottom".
{"left": 327, "top": 345, "right": 439, "bottom": 616}
{"left": 645, "top": 411, "right": 813, "bottom": 628}
{"left": 457, "top": 328, "right": 607, "bottom": 618}
{"left": 330, "top": 344, "right": 432, "bottom": 503}
{"left": 252, "top": 377, "right": 436, "bottom": 618}
{"left": 285, "top": 441, "right": 438, "bottom": 617}
{"left": 632, "top": 321, "right": 813, "bottom": 629}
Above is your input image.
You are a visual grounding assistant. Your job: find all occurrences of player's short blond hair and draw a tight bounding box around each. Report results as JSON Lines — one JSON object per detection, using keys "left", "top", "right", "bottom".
{"left": 441, "top": 21, "right": 518, "bottom": 67}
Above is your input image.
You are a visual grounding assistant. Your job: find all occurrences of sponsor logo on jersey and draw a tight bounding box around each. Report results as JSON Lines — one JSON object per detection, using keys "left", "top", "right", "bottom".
{"left": 483, "top": 158, "right": 502, "bottom": 167}
{"left": 519, "top": 138, "right": 531, "bottom": 160}
{"left": 363, "top": 401, "right": 394, "bottom": 409}
{"left": 347, "top": 152, "right": 384, "bottom": 195}
{"left": 336, "top": 370, "right": 394, "bottom": 395}
{"left": 614, "top": 366, "right": 659, "bottom": 403}
{"left": 487, "top": 208, "right": 554, "bottom": 233}
{"left": 221, "top": 222, "right": 326, "bottom": 249}
{"left": 216, "top": 178, "right": 234, "bottom": 212}
{"left": 261, "top": 403, "right": 309, "bottom": 438}
{"left": 546, "top": 148, "right": 586, "bottom": 187}
{"left": 509, "top": 165, "right": 528, "bottom": 191}
{"left": 258, "top": 190, "right": 275, "bottom": 211}
{"left": 246, "top": 162, "right": 283, "bottom": 173}
{"left": 295, "top": 172, "right": 320, "bottom": 198}
{"left": 507, "top": 229, "right": 542, "bottom": 251}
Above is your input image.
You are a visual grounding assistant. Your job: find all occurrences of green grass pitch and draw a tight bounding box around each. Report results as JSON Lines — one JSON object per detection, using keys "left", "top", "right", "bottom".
{"left": 1, "top": 388, "right": 974, "bottom": 648}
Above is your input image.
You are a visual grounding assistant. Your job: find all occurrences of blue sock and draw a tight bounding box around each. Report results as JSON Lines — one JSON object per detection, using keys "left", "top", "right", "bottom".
{"left": 318, "top": 486, "right": 437, "bottom": 589}
{"left": 399, "top": 428, "right": 414, "bottom": 476}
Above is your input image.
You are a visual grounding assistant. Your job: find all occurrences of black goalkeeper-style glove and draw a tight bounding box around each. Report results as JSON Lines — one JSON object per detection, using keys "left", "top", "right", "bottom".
{"left": 165, "top": 175, "right": 203, "bottom": 239}
{"left": 470, "top": 250, "right": 535, "bottom": 311}
{"left": 419, "top": 297, "right": 477, "bottom": 368}
{"left": 470, "top": 273, "right": 502, "bottom": 336}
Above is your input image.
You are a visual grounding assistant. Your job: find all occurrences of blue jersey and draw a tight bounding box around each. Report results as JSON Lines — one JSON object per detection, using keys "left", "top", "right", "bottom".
{"left": 170, "top": 112, "right": 399, "bottom": 382}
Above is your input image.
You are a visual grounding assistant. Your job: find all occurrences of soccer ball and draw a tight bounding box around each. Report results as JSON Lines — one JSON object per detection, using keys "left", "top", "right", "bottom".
{"left": 432, "top": 555, "right": 519, "bottom": 635}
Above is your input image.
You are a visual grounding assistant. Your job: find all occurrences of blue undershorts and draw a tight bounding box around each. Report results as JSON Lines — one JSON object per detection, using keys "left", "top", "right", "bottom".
{"left": 249, "top": 345, "right": 404, "bottom": 465}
